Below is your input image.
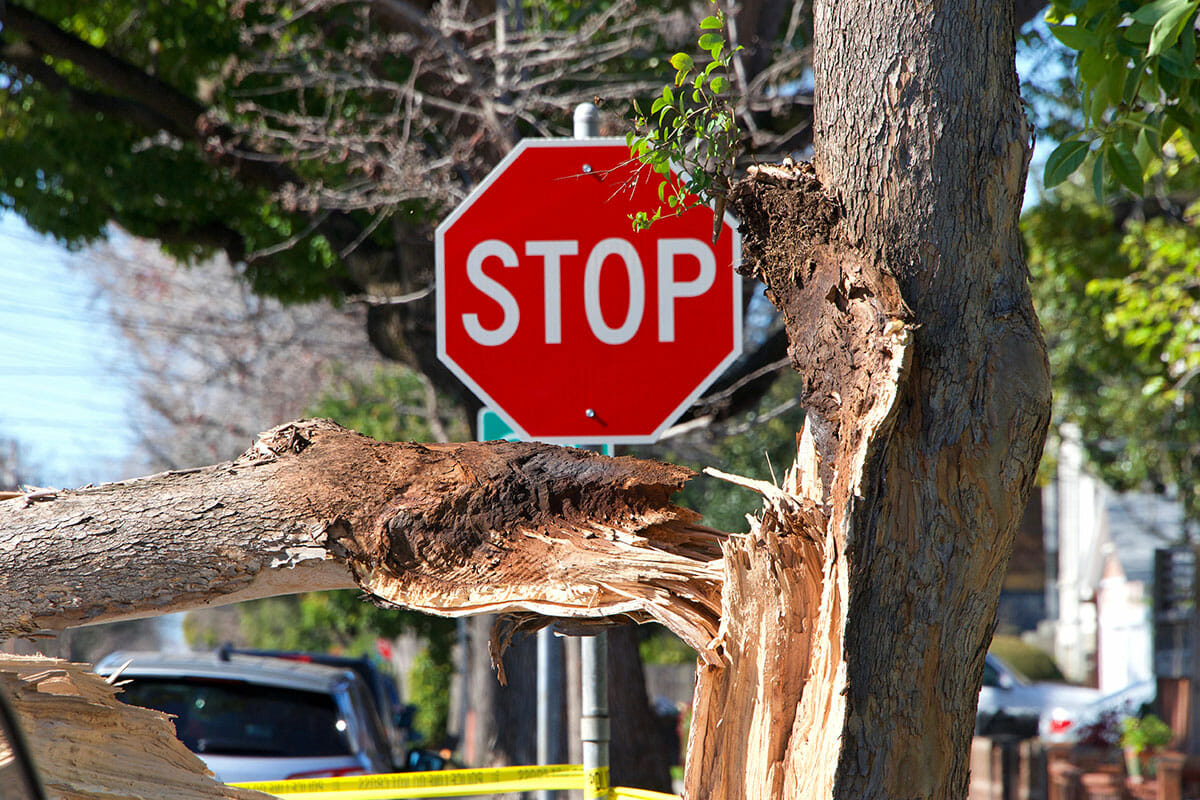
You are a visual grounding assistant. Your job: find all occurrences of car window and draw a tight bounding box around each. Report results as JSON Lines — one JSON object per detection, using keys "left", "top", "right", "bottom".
{"left": 981, "top": 661, "right": 999, "bottom": 688}
{"left": 118, "top": 677, "right": 352, "bottom": 758}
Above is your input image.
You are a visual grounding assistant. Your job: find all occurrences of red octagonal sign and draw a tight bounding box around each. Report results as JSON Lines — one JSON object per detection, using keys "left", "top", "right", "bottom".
{"left": 436, "top": 139, "right": 741, "bottom": 444}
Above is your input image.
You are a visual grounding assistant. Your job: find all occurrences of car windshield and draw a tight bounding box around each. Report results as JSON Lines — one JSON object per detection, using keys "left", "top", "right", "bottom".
{"left": 983, "top": 655, "right": 1032, "bottom": 688}
{"left": 118, "top": 677, "right": 353, "bottom": 758}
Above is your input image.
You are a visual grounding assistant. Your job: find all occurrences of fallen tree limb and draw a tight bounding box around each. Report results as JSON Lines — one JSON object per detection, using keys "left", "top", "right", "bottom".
{"left": 0, "top": 419, "right": 726, "bottom": 658}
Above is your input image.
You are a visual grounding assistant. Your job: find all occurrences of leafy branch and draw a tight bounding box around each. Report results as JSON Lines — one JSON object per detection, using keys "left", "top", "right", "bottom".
{"left": 1043, "top": 0, "right": 1200, "bottom": 198}
{"left": 626, "top": 0, "right": 742, "bottom": 232}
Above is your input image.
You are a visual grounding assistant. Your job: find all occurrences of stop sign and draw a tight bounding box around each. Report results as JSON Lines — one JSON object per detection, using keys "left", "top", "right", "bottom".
{"left": 436, "top": 138, "right": 741, "bottom": 444}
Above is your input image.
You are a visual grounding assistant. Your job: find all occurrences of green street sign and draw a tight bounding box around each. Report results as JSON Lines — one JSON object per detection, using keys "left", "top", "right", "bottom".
{"left": 477, "top": 409, "right": 612, "bottom": 455}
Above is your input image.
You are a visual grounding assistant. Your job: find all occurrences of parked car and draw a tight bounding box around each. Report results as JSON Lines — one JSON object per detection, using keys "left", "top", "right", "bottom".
{"left": 977, "top": 653, "right": 1102, "bottom": 737}
{"left": 215, "top": 644, "right": 413, "bottom": 764}
{"left": 95, "top": 650, "right": 396, "bottom": 782}
{"left": 1039, "top": 679, "right": 1156, "bottom": 744}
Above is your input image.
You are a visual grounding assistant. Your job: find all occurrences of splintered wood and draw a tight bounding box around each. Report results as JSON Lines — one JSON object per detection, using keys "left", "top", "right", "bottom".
{"left": 0, "top": 655, "right": 267, "bottom": 800}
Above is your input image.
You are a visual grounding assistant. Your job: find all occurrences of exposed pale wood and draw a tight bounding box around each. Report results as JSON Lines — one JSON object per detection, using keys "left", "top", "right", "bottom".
{"left": 0, "top": 654, "right": 268, "bottom": 800}
{"left": 0, "top": 419, "right": 724, "bottom": 657}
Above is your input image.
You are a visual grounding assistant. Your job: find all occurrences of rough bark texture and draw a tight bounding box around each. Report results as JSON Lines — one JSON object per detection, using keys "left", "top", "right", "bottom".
{"left": 0, "top": 654, "right": 268, "bottom": 800}
{"left": 683, "top": 0, "right": 1049, "bottom": 798}
{"left": 0, "top": 419, "right": 724, "bottom": 658}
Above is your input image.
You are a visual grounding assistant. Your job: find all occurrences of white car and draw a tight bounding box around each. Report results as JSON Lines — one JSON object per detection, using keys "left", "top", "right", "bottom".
{"left": 95, "top": 650, "right": 396, "bottom": 782}
{"left": 1039, "top": 679, "right": 1156, "bottom": 744}
{"left": 977, "top": 653, "right": 1102, "bottom": 737}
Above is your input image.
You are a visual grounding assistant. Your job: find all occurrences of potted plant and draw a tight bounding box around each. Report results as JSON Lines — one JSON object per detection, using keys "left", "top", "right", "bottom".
{"left": 1119, "top": 714, "right": 1173, "bottom": 782}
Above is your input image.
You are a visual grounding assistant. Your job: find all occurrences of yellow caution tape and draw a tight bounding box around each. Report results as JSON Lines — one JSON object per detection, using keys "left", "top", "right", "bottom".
{"left": 611, "top": 788, "right": 681, "bottom": 800}
{"left": 234, "top": 763, "right": 584, "bottom": 800}
{"left": 233, "top": 764, "right": 683, "bottom": 800}
{"left": 584, "top": 766, "right": 610, "bottom": 800}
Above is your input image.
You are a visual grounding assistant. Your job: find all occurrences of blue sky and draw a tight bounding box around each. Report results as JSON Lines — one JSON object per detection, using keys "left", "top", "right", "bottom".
{"left": 0, "top": 213, "right": 136, "bottom": 487}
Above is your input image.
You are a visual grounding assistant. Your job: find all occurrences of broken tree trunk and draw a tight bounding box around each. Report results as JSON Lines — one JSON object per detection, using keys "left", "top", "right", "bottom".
{"left": 0, "top": 419, "right": 724, "bottom": 660}
{"left": 681, "top": 1, "right": 1050, "bottom": 798}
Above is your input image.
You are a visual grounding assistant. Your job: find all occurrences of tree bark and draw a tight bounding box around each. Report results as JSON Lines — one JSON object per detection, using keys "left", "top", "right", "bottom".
{"left": 0, "top": 419, "right": 724, "bottom": 655}
{"left": 683, "top": 0, "right": 1049, "bottom": 798}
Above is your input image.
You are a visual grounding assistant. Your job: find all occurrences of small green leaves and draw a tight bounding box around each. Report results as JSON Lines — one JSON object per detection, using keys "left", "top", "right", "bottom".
{"left": 1044, "top": 139, "right": 1091, "bottom": 187}
{"left": 1042, "top": 0, "right": 1200, "bottom": 194}
{"left": 1049, "top": 23, "right": 1100, "bottom": 50}
{"left": 1131, "top": 0, "right": 1189, "bottom": 26}
{"left": 669, "top": 53, "right": 693, "bottom": 71}
{"left": 1147, "top": 0, "right": 1197, "bottom": 56}
{"left": 628, "top": 0, "right": 740, "bottom": 234}
{"left": 1106, "top": 141, "right": 1144, "bottom": 194}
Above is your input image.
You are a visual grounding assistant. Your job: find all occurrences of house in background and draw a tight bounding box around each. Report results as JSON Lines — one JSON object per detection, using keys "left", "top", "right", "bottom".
{"left": 1038, "top": 424, "right": 1185, "bottom": 692}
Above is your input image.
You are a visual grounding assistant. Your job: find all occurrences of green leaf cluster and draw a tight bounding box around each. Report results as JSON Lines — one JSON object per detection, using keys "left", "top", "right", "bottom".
{"left": 1120, "top": 713, "right": 1174, "bottom": 752}
{"left": 626, "top": 1, "right": 742, "bottom": 231}
{"left": 1024, "top": 189, "right": 1200, "bottom": 527}
{"left": 1043, "top": 0, "right": 1200, "bottom": 196}
{"left": 0, "top": 0, "right": 351, "bottom": 302}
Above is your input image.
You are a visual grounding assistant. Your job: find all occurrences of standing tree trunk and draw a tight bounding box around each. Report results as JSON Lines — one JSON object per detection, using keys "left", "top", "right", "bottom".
{"left": 684, "top": 0, "right": 1047, "bottom": 797}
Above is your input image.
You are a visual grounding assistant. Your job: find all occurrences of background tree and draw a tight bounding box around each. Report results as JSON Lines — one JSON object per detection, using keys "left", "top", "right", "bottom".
{"left": 76, "top": 235, "right": 383, "bottom": 470}
{"left": 1002, "top": 0, "right": 1200, "bottom": 529}
{"left": 1024, "top": 188, "right": 1200, "bottom": 531}
{"left": 0, "top": 0, "right": 813, "bottom": 424}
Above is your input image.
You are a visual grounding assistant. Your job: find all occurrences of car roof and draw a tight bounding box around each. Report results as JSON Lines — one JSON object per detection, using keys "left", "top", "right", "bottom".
{"left": 94, "top": 650, "right": 358, "bottom": 694}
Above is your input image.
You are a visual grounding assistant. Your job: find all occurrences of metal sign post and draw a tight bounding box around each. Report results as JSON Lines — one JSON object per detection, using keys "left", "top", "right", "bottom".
{"left": 573, "top": 102, "right": 611, "bottom": 800}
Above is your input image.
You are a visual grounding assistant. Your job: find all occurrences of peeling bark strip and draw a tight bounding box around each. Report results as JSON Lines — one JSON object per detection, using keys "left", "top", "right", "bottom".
{"left": 729, "top": 161, "right": 913, "bottom": 500}
{"left": 0, "top": 420, "right": 724, "bottom": 654}
{"left": 686, "top": 165, "right": 912, "bottom": 799}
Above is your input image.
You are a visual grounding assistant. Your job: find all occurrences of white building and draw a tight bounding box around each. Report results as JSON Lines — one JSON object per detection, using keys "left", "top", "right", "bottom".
{"left": 1045, "top": 425, "right": 1184, "bottom": 692}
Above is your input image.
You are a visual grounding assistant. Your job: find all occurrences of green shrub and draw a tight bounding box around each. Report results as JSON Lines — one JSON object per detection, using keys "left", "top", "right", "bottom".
{"left": 1120, "top": 714, "right": 1173, "bottom": 754}
{"left": 989, "top": 635, "right": 1065, "bottom": 682}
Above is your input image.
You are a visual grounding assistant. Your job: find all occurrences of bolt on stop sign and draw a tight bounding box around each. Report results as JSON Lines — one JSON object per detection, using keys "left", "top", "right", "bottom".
{"left": 436, "top": 138, "right": 741, "bottom": 444}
